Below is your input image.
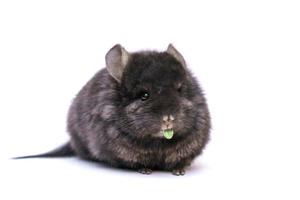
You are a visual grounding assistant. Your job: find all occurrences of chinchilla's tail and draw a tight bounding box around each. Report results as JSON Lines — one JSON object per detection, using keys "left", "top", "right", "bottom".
{"left": 13, "top": 142, "right": 75, "bottom": 159}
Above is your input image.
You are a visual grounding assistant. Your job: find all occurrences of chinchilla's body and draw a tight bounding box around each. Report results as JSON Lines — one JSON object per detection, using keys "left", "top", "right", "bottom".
{"left": 15, "top": 44, "right": 210, "bottom": 175}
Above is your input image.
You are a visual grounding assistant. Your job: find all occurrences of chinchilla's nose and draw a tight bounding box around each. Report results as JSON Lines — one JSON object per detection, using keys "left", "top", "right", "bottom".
{"left": 162, "top": 115, "right": 175, "bottom": 130}
{"left": 162, "top": 115, "right": 175, "bottom": 122}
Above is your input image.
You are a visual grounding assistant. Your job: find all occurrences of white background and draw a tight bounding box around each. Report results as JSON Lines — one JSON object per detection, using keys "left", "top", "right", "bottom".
{"left": 0, "top": 0, "right": 299, "bottom": 199}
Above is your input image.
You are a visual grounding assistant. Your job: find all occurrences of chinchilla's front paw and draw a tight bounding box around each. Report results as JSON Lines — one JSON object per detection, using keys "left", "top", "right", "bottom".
{"left": 172, "top": 169, "right": 185, "bottom": 176}
{"left": 138, "top": 168, "right": 152, "bottom": 175}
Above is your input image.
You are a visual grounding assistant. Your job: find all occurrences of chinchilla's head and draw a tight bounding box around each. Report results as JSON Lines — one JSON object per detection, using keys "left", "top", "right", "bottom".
{"left": 105, "top": 44, "right": 205, "bottom": 140}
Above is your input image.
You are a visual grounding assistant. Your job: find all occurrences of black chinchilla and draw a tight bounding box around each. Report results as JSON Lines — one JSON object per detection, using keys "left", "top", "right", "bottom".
{"left": 15, "top": 44, "right": 211, "bottom": 176}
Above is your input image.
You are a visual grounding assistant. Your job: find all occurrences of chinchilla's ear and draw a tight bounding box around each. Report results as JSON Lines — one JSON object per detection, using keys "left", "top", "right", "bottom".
{"left": 105, "top": 44, "right": 130, "bottom": 83}
{"left": 166, "top": 44, "right": 187, "bottom": 69}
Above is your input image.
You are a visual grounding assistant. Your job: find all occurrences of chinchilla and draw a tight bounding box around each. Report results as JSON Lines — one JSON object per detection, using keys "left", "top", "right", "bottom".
{"left": 15, "top": 44, "right": 211, "bottom": 176}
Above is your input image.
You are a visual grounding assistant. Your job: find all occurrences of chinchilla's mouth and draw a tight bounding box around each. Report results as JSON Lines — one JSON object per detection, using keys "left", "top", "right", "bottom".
{"left": 160, "top": 115, "right": 175, "bottom": 139}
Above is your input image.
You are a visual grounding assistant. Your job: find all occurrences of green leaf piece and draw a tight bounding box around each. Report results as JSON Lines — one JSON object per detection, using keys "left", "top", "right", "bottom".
{"left": 163, "top": 129, "right": 174, "bottom": 139}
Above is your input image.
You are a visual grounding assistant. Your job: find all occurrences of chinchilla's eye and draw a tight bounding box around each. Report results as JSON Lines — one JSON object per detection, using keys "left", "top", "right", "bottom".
{"left": 177, "top": 86, "right": 182, "bottom": 93}
{"left": 177, "top": 83, "right": 183, "bottom": 93}
{"left": 140, "top": 92, "right": 150, "bottom": 101}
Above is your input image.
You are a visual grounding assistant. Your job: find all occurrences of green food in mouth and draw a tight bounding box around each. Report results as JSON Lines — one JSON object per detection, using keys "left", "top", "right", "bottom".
{"left": 163, "top": 129, "right": 174, "bottom": 139}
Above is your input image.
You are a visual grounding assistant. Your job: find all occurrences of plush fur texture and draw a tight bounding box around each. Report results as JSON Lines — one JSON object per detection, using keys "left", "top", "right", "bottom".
{"left": 16, "top": 44, "right": 211, "bottom": 175}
